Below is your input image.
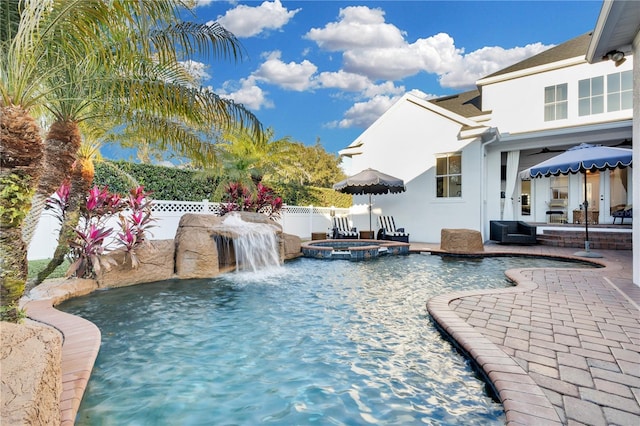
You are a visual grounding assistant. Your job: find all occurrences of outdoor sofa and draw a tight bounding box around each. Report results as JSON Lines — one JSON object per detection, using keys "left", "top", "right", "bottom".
{"left": 489, "top": 220, "right": 537, "bottom": 245}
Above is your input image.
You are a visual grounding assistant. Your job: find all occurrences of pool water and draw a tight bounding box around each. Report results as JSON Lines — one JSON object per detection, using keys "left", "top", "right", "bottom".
{"left": 60, "top": 255, "right": 589, "bottom": 425}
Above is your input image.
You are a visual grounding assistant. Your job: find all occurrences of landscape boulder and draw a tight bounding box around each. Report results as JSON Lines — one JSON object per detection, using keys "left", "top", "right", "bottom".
{"left": 96, "top": 239, "right": 175, "bottom": 288}
{"left": 440, "top": 228, "right": 484, "bottom": 253}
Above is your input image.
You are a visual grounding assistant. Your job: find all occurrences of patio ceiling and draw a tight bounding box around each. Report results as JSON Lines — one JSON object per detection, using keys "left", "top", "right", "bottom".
{"left": 586, "top": 0, "right": 640, "bottom": 63}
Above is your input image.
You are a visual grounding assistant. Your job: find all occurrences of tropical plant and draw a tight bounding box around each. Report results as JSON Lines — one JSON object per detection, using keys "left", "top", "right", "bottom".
{"left": 207, "top": 127, "right": 291, "bottom": 197}
{"left": 1, "top": 0, "right": 263, "bottom": 320}
{"left": 115, "top": 186, "right": 156, "bottom": 269}
{"left": 220, "top": 182, "right": 283, "bottom": 220}
{"left": 44, "top": 182, "right": 155, "bottom": 279}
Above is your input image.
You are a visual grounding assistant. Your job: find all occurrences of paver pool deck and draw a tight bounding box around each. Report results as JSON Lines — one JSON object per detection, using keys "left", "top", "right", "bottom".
{"left": 23, "top": 243, "right": 638, "bottom": 425}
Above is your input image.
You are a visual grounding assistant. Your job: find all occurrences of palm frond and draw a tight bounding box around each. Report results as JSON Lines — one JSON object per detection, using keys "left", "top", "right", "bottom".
{"left": 151, "top": 21, "right": 246, "bottom": 64}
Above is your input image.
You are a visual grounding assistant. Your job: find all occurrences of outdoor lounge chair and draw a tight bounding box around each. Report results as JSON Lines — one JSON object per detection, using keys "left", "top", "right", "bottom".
{"left": 377, "top": 216, "right": 409, "bottom": 243}
{"left": 332, "top": 216, "right": 358, "bottom": 239}
{"left": 612, "top": 205, "right": 632, "bottom": 224}
{"left": 489, "top": 220, "right": 537, "bottom": 245}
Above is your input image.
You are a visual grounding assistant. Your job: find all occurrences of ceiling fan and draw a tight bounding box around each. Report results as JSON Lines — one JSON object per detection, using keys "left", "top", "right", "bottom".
{"left": 614, "top": 139, "right": 632, "bottom": 147}
{"left": 527, "top": 147, "right": 565, "bottom": 156}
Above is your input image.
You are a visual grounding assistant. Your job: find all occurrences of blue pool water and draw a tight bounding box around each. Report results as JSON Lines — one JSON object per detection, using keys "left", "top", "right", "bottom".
{"left": 59, "top": 255, "right": 589, "bottom": 425}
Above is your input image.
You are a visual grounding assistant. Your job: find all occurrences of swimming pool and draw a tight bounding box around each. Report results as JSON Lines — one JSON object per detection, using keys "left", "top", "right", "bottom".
{"left": 60, "top": 255, "right": 589, "bottom": 425}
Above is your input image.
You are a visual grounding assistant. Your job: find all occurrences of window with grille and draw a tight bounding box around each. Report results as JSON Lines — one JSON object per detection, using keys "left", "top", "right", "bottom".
{"left": 578, "top": 76, "right": 604, "bottom": 116}
{"left": 544, "top": 83, "right": 568, "bottom": 121}
{"left": 436, "top": 153, "right": 462, "bottom": 198}
{"left": 607, "top": 70, "right": 632, "bottom": 112}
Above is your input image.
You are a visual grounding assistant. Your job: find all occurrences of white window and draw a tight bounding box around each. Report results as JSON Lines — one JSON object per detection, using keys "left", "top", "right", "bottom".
{"left": 607, "top": 70, "right": 633, "bottom": 112}
{"left": 436, "top": 153, "right": 462, "bottom": 198}
{"left": 544, "top": 84, "right": 568, "bottom": 121}
{"left": 578, "top": 76, "right": 604, "bottom": 116}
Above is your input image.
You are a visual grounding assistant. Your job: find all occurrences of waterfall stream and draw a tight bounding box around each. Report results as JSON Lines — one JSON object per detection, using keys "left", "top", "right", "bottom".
{"left": 215, "top": 213, "right": 281, "bottom": 272}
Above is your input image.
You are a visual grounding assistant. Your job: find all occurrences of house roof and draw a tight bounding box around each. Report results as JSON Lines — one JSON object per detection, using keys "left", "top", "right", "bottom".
{"left": 484, "top": 32, "right": 593, "bottom": 79}
{"left": 427, "top": 89, "right": 483, "bottom": 119}
{"left": 429, "top": 33, "right": 594, "bottom": 119}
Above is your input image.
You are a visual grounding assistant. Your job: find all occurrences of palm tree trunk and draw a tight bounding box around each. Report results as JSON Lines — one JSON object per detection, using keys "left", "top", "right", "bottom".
{"left": 33, "top": 157, "right": 94, "bottom": 285}
{"left": 23, "top": 120, "right": 82, "bottom": 247}
{"left": 0, "top": 105, "right": 43, "bottom": 322}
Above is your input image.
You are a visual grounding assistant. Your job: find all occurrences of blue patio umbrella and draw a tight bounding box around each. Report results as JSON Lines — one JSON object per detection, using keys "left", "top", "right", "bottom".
{"left": 524, "top": 143, "right": 632, "bottom": 257}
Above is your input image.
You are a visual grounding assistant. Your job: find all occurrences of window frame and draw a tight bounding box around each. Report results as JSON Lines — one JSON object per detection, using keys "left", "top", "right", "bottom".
{"left": 606, "top": 70, "right": 633, "bottom": 112}
{"left": 544, "top": 83, "right": 568, "bottom": 121}
{"left": 578, "top": 76, "right": 604, "bottom": 116}
{"left": 435, "top": 152, "right": 462, "bottom": 199}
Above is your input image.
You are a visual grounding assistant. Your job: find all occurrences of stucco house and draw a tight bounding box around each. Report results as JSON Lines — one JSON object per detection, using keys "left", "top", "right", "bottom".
{"left": 584, "top": 0, "right": 639, "bottom": 285}
{"left": 339, "top": 30, "right": 635, "bottom": 247}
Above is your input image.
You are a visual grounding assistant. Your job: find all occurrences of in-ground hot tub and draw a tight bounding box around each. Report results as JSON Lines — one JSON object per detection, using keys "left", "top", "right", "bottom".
{"left": 301, "top": 239, "right": 410, "bottom": 260}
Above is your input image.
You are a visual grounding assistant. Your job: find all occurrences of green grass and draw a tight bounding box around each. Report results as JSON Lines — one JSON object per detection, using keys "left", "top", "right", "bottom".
{"left": 27, "top": 259, "right": 70, "bottom": 280}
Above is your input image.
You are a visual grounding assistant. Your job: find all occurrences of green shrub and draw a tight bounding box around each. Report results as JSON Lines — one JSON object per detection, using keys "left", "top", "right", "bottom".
{"left": 94, "top": 161, "right": 220, "bottom": 201}
{"left": 94, "top": 161, "right": 352, "bottom": 207}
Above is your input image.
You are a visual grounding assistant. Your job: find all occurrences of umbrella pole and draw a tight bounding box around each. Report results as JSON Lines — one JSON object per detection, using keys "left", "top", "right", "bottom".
{"left": 574, "top": 170, "right": 601, "bottom": 258}
{"left": 583, "top": 171, "right": 589, "bottom": 249}
{"left": 369, "top": 193, "right": 372, "bottom": 232}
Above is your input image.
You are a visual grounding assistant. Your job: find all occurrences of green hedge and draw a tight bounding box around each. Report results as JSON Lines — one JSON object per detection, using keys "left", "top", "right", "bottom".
{"left": 94, "top": 161, "right": 352, "bottom": 207}
{"left": 94, "top": 161, "right": 219, "bottom": 201}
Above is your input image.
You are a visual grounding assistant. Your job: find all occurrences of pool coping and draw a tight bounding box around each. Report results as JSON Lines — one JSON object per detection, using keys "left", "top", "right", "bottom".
{"left": 301, "top": 238, "right": 410, "bottom": 260}
{"left": 21, "top": 244, "right": 636, "bottom": 425}
{"left": 426, "top": 268, "right": 565, "bottom": 423}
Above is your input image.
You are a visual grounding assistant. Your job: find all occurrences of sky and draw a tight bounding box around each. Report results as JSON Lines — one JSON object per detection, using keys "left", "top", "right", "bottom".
{"left": 106, "top": 0, "right": 605, "bottom": 160}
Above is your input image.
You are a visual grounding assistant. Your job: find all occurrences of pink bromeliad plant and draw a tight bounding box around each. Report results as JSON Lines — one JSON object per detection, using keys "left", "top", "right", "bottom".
{"left": 220, "top": 182, "right": 283, "bottom": 219}
{"left": 44, "top": 178, "right": 72, "bottom": 221}
{"left": 115, "top": 186, "right": 156, "bottom": 268}
{"left": 67, "top": 184, "right": 125, "bottom": 278}
{"left": 46, "top": 183, "right": 155, "bottom": 278}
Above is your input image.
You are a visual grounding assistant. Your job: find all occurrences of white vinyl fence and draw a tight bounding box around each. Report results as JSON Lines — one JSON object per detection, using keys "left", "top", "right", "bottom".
{"left": 27, "top": 200, "right": 351, "bottom": 260}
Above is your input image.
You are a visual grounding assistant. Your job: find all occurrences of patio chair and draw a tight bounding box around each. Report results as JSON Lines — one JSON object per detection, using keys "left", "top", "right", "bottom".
{"left": 377, "top": 216, "right": 409, "bottom": 243}
{"left": 489, "top": 220, "right": 537, "bottom": 245}
{"left": 612, "top": 205, "right": 632, "bottom": 224}
{"left": 332, "top": 216, "right": 358, "bottom": 239}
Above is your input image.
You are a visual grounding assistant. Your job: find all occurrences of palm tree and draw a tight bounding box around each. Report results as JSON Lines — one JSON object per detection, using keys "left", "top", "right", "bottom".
{"left": 210, "top": 127, "right": 296, "bottom": 199}
{"left": 1, "top": 0, "right": 263, "bottom": 321}
{"left": 0, "top": 0, "right": 106, "bottom": 322}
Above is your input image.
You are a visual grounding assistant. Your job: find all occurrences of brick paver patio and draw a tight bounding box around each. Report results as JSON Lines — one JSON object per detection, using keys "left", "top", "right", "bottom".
{"left": 419, "top": 243, "right": 639, "bottom": 425}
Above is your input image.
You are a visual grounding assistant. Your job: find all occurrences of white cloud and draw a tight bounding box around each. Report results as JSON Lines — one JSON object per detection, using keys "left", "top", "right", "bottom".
{"left": 438, "top": 42, "right": 550, "bottom": 89}
{"left": 331, "top": 95, "right": 401, "bottom": 129}
{"left": 306, "top": 5, "right": 553, "bottom": 90}
{"left": 191, "top": 0, "right": 216, "bottom": 7}
{"left": 317, "top": 70, "right": 372, "bottom": 92}
{"left": 218, "top": 76, "right": 273, "bottom": 110}
{"left": 179, "top": 60, "right": 211, "bottom": 84}
{"left": 253, "top": 51, "right": 318, "bottom": 91}
{"left": 305, "top": 6, "right": 405, "bottom": 50}
{"left": 216, "top": 0, "right": 300, "bottom": 38}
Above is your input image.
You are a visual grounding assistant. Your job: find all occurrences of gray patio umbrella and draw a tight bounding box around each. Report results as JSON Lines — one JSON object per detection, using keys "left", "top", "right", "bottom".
{"left": 333, "top": 168, "right": 406, "bottom": 232}
{"left": 522, "top": 143, "right": 632, "bottom": 257}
